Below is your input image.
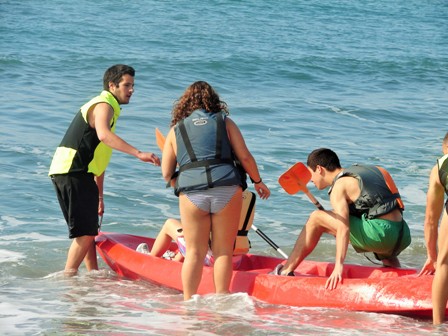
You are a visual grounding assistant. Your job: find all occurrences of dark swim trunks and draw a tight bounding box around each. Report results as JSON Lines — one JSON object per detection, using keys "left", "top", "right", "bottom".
{"left": 51, "top": 173, "right": 99, "bottom": 238}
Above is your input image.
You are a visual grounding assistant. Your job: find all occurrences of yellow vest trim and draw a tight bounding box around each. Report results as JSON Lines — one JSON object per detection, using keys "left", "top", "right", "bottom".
{"left": 48, "top": 147, "right": 77, "bottom": 175}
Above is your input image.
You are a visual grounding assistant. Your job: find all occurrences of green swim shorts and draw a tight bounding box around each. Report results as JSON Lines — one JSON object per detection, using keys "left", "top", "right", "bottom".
{"left": 349, "top": 214, "right": 411, "bottom": 260}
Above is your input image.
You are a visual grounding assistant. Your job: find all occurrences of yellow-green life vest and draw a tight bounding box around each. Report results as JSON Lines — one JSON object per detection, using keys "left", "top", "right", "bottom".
{"left": 48, "top": 90, "right": 121, "bottom": 176}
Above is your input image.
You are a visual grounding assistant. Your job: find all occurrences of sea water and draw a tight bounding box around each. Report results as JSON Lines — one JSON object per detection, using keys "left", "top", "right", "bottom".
{"left": 1, "top": 0, "right": 447, "bottom": 334}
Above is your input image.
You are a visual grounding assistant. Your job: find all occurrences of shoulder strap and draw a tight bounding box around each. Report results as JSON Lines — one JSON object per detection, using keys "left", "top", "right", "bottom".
{"left": 215, "top": 112, "right": 225, "bottom": 158}
{"left": 178, "top": 120, "right": 197, "bottom": 162}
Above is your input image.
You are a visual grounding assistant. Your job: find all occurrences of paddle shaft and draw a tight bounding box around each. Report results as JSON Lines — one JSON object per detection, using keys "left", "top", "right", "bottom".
{"left": 303, "top": 187, "right": 325, "bottom": 210}
{"left": 252, "top": 224, "right": 288, "bottom": 259}
{"left": 278, "top": 162, "right": 324, "bottom": 211}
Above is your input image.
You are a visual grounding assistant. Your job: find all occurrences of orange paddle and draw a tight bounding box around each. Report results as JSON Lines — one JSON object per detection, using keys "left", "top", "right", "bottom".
{"left": 278, "top": 162, "right": 324, "bottom": 210}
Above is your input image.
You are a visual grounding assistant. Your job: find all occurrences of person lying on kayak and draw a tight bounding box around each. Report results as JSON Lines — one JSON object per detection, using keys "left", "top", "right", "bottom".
{"left": 418, "top": 132, "right": 448, "bottom": 325}
{"left": 271, "top": 148, "right": 411, "bottom": 290}
{"left": 136, "top": 218, "right": 213, "bottom": 266}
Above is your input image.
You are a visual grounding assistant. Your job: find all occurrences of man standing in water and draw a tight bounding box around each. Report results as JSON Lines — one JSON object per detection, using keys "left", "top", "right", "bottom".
{"left": 419, "top": 132, "right": 448, "bottom": 325}
{"left": 49, "top": 64, "right": 160, "bottom": 275}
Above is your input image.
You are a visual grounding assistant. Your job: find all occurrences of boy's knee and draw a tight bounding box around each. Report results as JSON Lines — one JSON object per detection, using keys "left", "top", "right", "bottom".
{"left": 307, "top": 210, "right": 326, "bottom": 227}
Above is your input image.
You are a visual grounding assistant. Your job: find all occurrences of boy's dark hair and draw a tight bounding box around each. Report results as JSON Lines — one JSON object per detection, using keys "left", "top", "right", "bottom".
{"left": 307, "top": 148, "right": 341, "bottom": 172}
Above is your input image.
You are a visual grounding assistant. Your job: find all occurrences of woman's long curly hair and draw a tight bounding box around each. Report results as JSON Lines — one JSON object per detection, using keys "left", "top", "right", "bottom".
{"left": 170, "top": 81, "right": 229, "bottom": 127}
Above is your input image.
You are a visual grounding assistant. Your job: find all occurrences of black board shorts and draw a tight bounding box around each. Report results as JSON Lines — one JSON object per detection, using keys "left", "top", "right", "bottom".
{"left": 51, "top": 172, "right": 99, "bottom": 238}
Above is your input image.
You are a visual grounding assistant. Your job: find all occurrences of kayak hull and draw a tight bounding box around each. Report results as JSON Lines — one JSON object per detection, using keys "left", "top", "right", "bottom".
{"left": 96, "top": 232, "right": 441, "bottom": 318}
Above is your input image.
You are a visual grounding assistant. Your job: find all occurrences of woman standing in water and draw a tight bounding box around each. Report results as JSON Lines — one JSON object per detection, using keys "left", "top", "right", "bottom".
{"left": 161, "top": 81, "right": 270, "bottom": 300}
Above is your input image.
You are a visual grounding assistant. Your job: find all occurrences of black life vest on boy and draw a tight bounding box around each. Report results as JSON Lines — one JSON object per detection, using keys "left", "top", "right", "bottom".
{"left": 333, "top": 164, "right": 404, "bottom": 219}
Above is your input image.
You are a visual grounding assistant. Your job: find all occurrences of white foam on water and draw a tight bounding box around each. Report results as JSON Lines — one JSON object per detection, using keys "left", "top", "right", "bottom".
{"left": 1, "top": 215, "right": 26, "bottom": 227}
{"left": 7, "top": 145, "right": 26, "bottom": 154}
{"left": 0, "top": 231, "right": 65, "bottom": 243}
{"left": 0, "top": 301, "right": 41, "bottom": 334}
{"left": 187, "top": 292, "right": 256, "bottom": 318}
{"left": 401, "top": 184, "right": 427, "bottom": 207}
{"left": 0, "top": 249, "right": 24, "bottom": 263}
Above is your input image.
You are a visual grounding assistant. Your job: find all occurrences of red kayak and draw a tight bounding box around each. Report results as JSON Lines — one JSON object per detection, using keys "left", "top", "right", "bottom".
{"left": 96, "top": 232, "right": 441, "bottom": 318}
